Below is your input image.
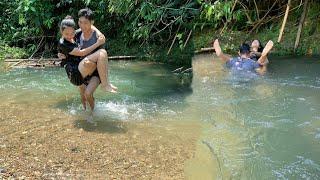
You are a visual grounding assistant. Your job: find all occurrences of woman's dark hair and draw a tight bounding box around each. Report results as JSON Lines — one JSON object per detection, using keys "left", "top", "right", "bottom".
{"left": 239, "top": 43, "right": 251, "bottom": 54}
{"left": 60, "top": 15, "right": 76, "bottom": 31}
{"left": 254, "top": 39, "right": 264, "bottom": 52}
{"left": 78, "top": 8, "right": 94, "bottom": 21}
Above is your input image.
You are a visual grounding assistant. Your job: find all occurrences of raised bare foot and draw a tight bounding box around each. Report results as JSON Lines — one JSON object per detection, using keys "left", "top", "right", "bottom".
{"left": 101, "top": 85, "right": 117, "bottom": 93}
{"left": 261, "top": 40, "right": 274, "bottom": 57}
{"left": 110, "top": 83, "right": 118, "bottom": 91}
{"left": 213, "top": 39, "right": 222, "bottom": 56}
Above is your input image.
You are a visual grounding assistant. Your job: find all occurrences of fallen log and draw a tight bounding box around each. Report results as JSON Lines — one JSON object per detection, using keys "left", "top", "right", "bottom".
{"left": 4, "top": 56, "right": 138, "bottom": 69}
{"left": 5, "top": 58, "right": 60, "bottom": 62}
{"left": 194, "top": 47, "right": 215, "bottom": 54}
{"left": 5, "top": 56, "right": 137, "bottom": 63}
{"left": 109, "top": 55, "right": 137, "bottom": 60}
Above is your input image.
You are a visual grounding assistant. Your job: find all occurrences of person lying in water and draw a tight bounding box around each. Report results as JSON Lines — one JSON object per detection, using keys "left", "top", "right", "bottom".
{"left": 250, "top": 39, "right": 264, "bottom": 61}
{"left": 212, "top": 39, "right": 273, "bottom": 75}
{"left": 250, "top": 39, "right": 269, "bottom": 74}
{"left": 58, "top": 8, "right": 117, "bottom": 117}
{"left": 58, "top": 15, "right": 117, "bottom": 120}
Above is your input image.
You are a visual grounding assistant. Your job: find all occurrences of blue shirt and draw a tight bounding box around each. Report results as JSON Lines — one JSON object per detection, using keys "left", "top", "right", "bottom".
{"left": 226, "top": 57, "right": 261, "bottom": 72}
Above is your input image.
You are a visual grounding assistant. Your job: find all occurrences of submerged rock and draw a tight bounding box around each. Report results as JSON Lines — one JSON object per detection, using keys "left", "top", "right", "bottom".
{"left": 0, "top": 168, "right": 7, "bottom": 173}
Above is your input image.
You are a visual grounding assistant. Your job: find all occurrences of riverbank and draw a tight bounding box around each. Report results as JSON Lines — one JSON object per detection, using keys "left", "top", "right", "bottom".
{"left": 194, "top": 4, "right": 320, "bottom": 57}
{"left": 0, "top": 88, "right": 199, "bottom": 179}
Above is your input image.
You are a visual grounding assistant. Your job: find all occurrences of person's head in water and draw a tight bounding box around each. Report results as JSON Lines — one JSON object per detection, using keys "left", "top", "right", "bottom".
{"left": 238, "top": 43, "right": 251, "bottom": 58}
{"left": 251, "top": 39, "right": 264, "bottom": 52}
{"left": 60, "top": 16, "right": 76, "bottom": 41}
{"left": 78, "top": 8, "right": 94, "bottom": 33}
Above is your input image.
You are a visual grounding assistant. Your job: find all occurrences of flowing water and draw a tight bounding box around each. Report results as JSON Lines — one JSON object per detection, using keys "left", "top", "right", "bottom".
{"left": 0, "top": 55, "right": 319, "bottom": 179}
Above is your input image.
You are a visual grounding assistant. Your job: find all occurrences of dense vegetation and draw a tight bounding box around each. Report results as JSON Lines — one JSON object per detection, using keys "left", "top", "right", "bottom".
{"left": 1, "top": 0, "right": 319, "bottom": 66}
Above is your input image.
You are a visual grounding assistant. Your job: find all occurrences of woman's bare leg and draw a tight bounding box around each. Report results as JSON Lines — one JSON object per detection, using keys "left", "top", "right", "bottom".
{"left": 96, "top": 49, "right": 116, "bottom": 92}
{"left": 78, "top": 49, "right": 117, "bottom": 93}
{"left": 258, "top": 40, "right": 273, "bottom": 64}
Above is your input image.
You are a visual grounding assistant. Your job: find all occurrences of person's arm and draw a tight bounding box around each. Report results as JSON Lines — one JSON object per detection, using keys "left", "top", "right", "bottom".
{"left": 213, "top": 39, "right": 231, "bottom": 62}
{"left": 57, "top": 53, "right": 66, "bottom": 60}
{"left": 91, "top": 25, "right": 105, "bottom": 40}
{"left": 69, "top": 36, "right": 105, "bottom": 57}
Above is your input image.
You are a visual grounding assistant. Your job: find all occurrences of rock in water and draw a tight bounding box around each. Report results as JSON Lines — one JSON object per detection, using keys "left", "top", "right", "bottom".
{"left": 0, "top": 168, "right": 7, "bottom": 173}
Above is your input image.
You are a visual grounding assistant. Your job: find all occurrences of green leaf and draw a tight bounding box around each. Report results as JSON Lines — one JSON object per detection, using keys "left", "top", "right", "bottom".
{"left": 30, "top": 7, "right": 36, "bottom": 12}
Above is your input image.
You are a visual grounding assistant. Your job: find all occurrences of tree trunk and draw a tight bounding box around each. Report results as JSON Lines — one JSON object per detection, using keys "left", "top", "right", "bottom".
{"left": 294, "top": 0, "right": 309, "bottom": 52}
{"left": 278, "top": 0, "right": 291, "bottom": 43}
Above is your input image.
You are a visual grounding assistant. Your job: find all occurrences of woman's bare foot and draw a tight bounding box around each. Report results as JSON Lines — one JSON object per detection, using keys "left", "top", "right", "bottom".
{"left": 86, "top": 112, "right": 97, "bottom": 126}
{"left": 101, "top": 84, "right": 117, "bottom": 93}
{"left": 110, "top": 83, "right": 118, "bottom": 91}
{"left": 86, "top": 114, "right": 94, "bottom": 123}
{"left": 213, "top": 39, "right": 222, "bottom": 56}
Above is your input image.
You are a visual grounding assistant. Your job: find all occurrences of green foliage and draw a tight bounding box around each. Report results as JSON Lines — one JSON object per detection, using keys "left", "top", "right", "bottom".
{"left": 195, "top": 0, "right": 245, "bottom": 30}
{"left": 0, "top": 44, "right": 28, "bottom": 61}
{"left": 0, "top": 0, "right": 56, "bottom": 43}
{"left": 0, "top": 0, "right": 199, "bottom": 66}
{"left": 1, "top": 0, "right": 320, "bottom": 66}
{"left": 100, "top": 0, "right": 198, "bottom": 67}
{"left": 105, "top": 1, "right": 198, "bottom": 42}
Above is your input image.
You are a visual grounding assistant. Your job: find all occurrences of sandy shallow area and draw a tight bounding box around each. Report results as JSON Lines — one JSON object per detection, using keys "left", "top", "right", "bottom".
{"left": 0, "top": 102, "right": 200, "bottom": 179}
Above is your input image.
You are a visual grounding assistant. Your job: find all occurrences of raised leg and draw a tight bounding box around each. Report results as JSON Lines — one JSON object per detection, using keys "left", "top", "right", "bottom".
{"left": 258, "top": 40, "right": 273, "bottom": 65}
{"left": 78, "top": 49, "right": 117, "bottom": 93}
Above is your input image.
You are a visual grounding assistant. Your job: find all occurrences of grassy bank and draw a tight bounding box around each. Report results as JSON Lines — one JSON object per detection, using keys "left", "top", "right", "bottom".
{"left": 0, "top": 44, "right": 28, "bottom": 61}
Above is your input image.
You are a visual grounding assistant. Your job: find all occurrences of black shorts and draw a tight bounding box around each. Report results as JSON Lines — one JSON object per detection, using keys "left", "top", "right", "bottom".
{"left": 83, "top": 69, "right": 100, "bottom": 85}
{"left": 65, "top": 63, "right": 84, "bottom": 86}
{"left": 65, "top": 64, "right": 100, "bottom": 86}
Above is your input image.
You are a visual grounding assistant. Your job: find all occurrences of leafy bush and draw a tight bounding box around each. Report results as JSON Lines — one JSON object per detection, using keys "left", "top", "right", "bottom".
{"left": 0, "top": 44, "right": 28, "bottom": 61}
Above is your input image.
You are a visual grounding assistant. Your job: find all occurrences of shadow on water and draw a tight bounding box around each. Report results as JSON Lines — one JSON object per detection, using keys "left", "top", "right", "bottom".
{"left": 73, "top": 118, "right": 128, "bottom": 134}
